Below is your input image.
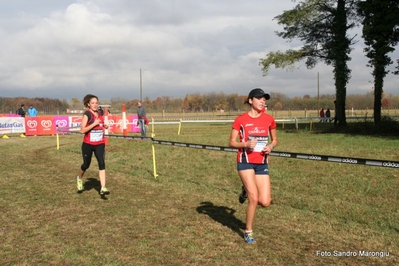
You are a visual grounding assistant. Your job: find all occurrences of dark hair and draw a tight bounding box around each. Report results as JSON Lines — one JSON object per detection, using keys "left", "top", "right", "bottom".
{"left": 83, "top": 94, "right": 98, "bottom": 108}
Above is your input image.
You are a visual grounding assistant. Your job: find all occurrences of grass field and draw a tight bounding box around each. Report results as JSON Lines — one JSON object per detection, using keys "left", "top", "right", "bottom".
{"left": 1, "top": 122, "right": 398, "bottom": 266}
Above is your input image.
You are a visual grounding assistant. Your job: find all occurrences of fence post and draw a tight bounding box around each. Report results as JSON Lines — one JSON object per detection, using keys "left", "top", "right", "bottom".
{"left": 122, "top": 104, "right": 127, "bottom": 136}
{"left": 104, "top": 107, "right": 109, "bottom": 145}
{"left": 178, "top": 119, "right": 182, "bottom": 135}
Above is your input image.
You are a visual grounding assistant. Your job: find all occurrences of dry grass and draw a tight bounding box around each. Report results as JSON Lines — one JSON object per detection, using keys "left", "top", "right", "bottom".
{"left": 0, "top": 122, "right": 398, "bottom": 266}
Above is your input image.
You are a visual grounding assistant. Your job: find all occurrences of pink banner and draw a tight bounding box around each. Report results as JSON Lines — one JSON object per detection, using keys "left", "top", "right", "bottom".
{"left": 1, "top": 114, "right": 142, "bottom": 136}
{"left": 54, "top": 116, "right": 69, "bottom": 134}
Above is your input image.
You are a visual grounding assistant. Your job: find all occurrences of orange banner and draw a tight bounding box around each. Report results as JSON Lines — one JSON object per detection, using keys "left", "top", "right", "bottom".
{"left": 25, "top": 116, "right": 55, "bottom": 136}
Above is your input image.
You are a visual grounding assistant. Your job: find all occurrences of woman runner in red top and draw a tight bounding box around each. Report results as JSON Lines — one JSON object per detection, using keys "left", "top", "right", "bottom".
{"left": 229, "top": 88, "right": 278, "bottom": 243}
{"left": 76, "top": 94, "right": 110, "bottom": 196}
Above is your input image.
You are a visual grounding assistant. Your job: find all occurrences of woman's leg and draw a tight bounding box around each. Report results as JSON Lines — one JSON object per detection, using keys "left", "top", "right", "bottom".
{"left": 99, "top": 169, "right": 106, "bottom": 188}
{"left": 239, "top": 169, "right": 258, "bottom": 231}
{"left": 139, "top": 119, "right": 146, "bottom": 136}
{"left": 256, "top": 174, "right": 271, "bottom": 207}
{"left": 79, "top": 143, "right": 93, "bottom": 178}
{"left": 93, "top": 144, "right": 106, "bottom": 188}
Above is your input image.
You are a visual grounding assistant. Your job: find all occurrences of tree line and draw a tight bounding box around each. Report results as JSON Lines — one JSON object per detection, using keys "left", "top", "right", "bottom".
{"left": 260, "top": 0, "right": 399, "bottom": 127}
{"left": 0, "top": 97, "right": 69, "bottom": 115}
{"left": 1, "top": 91, "right": 398, "bottom": 115}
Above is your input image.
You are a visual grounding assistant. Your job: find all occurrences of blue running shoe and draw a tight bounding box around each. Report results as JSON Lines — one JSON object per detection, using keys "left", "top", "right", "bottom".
{"left": 244, "top": 231, "right": 256, "bottom": 243}
{"left": 238, "top": 186, "right": 247, "bottom": 204}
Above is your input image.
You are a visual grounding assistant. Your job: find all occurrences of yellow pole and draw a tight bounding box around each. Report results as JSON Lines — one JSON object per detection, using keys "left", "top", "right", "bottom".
{"left": 151, "top": 117, "right": 155, "bottom": 137}
{"left": 56, "top": 133, "right": 60, "bottom": 150}
{"left": 151, "top": 129, "right": 158, "bottom": 178}
{"left": 178, "top": 119, "right": 182, "bottom": 135}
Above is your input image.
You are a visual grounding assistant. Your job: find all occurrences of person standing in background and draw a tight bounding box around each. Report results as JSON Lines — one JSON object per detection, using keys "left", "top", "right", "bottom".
{"left": 17, "top": 104, "right": 26, "bottom": 117}
{"left": 326, "top": 108, "right": 331, "bottom": 122}
{"left": 98, "top": 106, "right": 104, "bottom": 116}
{"left": 137, "top": 101, "right": 147, "bottom": 137}
{"left": 319, "top": 108, "right": 325, "bottom": 122}
{"left": 28, "top": 105, "right": 37, "bottom": 117}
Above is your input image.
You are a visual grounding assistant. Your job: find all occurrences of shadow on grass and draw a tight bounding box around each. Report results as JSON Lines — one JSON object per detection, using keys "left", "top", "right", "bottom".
{"left": 81, "top": 177, "right": 108, "bottom": 200}
{"left": 83, "top": 177, "right": 100, "bottom": 192}
{"left": 196, "top": 201, "right": 245, "bottom": 238}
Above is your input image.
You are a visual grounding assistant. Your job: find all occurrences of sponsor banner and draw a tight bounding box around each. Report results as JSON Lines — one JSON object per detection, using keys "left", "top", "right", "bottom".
{"left": 0, "top": 114, "right": 20, "bottom": 117}
{"left": 0, "top": 117, "right": 25, "bottom": 134}
{"left": 107, "top": 115, "right": 140, "bottom": 133}
{"left": 130, "top": 115, "right": 140, "bottom": 133}
{"left": 25, "top": 116, "right": 54, "bottom": 136}
{"left": 25, "top": 117, "right": 39, "bottom": 135}
{"left": 69, "top": 116, "right": 83, "bottom": 131}
{"left": 107, "top": 115, "right": 123, "bottom": 134}
{"left": 54, "top": 116, "right": 69, "bottom": 134}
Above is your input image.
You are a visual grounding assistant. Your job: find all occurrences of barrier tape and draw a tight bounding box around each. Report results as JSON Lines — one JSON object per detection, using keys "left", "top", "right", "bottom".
{"left": 58, "top": 131, "right": 399, "bottom": 169}
{"left": 152, "top": 140, "right": 399, "bottom": 169}
{"left": 269, "top": 151, "right": 399, "bottom": 169}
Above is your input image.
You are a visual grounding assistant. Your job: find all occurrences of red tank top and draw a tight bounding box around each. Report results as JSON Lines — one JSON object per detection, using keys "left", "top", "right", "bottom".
{"left": 82, "top": 110, "right": 105, "bottom": 145}
{"left": 232, "top": 112, "right": 276, "bottom": 164}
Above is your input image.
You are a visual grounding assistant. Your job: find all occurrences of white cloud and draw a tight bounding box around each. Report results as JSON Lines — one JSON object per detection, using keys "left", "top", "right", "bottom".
{"left": 0, "top": 0, "right": 397, "bottom": 101}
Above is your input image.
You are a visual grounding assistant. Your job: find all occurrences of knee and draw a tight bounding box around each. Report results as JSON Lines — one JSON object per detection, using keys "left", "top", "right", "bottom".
{"left": 81, "top": 164, "right": 89, "bottom": 172}
{"left": 259, "top": 199, "right": 272, "bottom": 208}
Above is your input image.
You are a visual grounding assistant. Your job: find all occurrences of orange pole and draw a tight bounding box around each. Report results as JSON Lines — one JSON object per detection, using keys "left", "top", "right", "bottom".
{"left": 122, "top": 104, "right": 127, "bottom": 136}
{"left": 104, "top": 107, "right": 109, "bottom": 145}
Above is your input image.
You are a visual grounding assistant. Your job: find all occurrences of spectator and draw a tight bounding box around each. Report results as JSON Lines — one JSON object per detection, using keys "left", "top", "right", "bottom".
{"left": 326, "top": 108, "right": 331, "bottom": 122}
{"left": 137, "top": 101, "right": 147, "bottom": 137}
{"left": 319, "top": 108, "right": 325, "bottom": 122}
{"left": 17, "top": 104, "right": 26, "bottom": 117}
{"left": 28, "top": 105, "right": 38, "bottom": 117}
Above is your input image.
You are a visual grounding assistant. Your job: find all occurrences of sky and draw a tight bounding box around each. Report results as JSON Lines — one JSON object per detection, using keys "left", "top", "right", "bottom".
{"left": 0, "top": 0, "right": 398, "bottom": 102}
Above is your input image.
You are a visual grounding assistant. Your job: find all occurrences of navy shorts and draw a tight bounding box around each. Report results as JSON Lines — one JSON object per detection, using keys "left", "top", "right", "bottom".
{"left": 237, "top": 163, "right": 269, "bottom": 175}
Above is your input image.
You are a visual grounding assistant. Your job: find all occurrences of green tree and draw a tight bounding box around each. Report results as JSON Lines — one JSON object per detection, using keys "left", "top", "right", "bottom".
{"left": 71, "top": 97, "right": 81, "bottom": 109}
{"left": 260, "top": 0, "right": 358, "bottom": 127}
{"left": 181, "top": 96, "right": 190, "bottom": 111}
{"left": 357, "top": 0, "right": 399, "bottom": 125}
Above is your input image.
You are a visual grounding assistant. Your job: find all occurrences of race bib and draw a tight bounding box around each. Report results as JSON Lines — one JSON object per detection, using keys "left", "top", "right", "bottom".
{"left": 90, "top": 130, "right": 103, "bottom": 142}
{"left": 248, "top": 136, "right": 269, "bottom": 152}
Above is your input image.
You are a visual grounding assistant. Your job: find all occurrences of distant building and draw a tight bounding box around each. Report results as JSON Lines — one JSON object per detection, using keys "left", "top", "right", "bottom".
{"left": 66, "top": 109, "right": 84, "bottom": 114}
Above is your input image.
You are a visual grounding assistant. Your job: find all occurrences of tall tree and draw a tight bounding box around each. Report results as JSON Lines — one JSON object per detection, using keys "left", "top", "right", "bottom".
{"left": 260, "top": 0, "right": 358, "bottom": 126}
{"left": 357, "top": 0, "right": 399, "bottom": 125}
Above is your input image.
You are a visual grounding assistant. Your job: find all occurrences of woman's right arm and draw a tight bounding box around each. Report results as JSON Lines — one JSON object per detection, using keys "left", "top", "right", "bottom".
{"left": 79, "top": 114, "right": 99, "bottom": 134}
{"left": 229, "top": 129, "right": 256, "bottom": 149}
